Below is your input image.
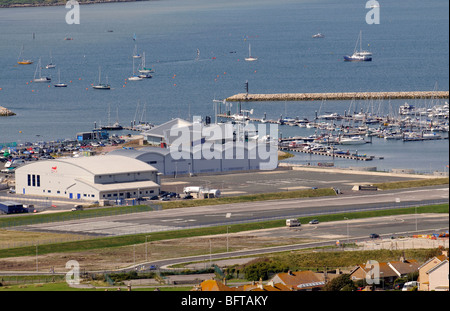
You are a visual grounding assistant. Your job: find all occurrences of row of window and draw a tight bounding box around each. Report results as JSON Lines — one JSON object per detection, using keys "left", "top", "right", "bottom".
{"left": 101, "top": 190, "right": 155, "bottom": 198}
{"left": 27, "top": 174, "right": 41, "bottom": 187}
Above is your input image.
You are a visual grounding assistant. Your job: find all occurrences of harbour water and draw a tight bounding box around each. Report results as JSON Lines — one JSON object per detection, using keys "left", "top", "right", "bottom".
{"left": 0, "top": 0, "right": 448, "bottom": 173}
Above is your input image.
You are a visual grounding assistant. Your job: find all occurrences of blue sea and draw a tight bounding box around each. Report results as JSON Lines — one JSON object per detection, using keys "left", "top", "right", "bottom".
{"left": 0, "top": 0, "right": 448, "bottom": 173}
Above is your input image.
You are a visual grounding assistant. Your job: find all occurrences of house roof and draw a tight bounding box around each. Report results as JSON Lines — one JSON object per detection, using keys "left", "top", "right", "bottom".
{"left": 389, "top": 260, "right": 420, "bottom": 276}
{"left": 198, "top": 280, "right": 235, "bottom": 291}
{"left": 418, "top": 254, "right": 448, "bottom": 270}
{"left": 352, "top": 260, "right": 420, "bottom": 279}
{"left": 271, "top": 271, "right": 324, "bottom": 289}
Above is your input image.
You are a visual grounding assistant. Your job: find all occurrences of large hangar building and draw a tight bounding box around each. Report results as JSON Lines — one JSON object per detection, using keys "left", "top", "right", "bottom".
{"left": 14, "top": 155, "right": 160, "bottom": 201}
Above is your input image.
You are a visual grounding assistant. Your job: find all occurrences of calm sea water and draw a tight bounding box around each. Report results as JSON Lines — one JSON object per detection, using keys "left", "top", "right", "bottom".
{"left": 0, "top": 0, "right": 448, "bottom": 173}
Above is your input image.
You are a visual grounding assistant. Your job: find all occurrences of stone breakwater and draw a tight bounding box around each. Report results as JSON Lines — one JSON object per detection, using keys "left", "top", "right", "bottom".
{"left": 227, "top": 91, "right": 450, "bottom": 102}
{"left": 0, "top": 106, "right": 15, "bottom": 116}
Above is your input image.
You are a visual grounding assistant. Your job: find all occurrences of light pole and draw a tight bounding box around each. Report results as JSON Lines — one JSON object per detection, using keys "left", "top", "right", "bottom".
{"left": 227, "top": 226, "right": 231, "bottom": 252}
{"left": 145, "top": 235, "right": 151, "bottom": 262}
{"left": 344, "top": 217, "right": 349, "bottom": 245}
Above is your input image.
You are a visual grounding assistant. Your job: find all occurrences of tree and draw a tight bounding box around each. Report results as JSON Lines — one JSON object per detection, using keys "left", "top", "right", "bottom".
{"left": 322, "top": 274, "right": 356, "bottom": 291}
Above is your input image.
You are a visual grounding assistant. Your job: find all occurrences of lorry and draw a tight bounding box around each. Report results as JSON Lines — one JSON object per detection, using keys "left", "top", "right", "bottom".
{"left": 286, "top": 219, "right": 301, "bottom": 227}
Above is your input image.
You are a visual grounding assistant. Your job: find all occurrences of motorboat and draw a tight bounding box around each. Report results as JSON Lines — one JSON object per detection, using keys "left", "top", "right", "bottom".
{"left": 339, "top": 136, "right": 366, "bottom": 145}
{"left": 312, "top": 33, "right": 325, "bottom": 38}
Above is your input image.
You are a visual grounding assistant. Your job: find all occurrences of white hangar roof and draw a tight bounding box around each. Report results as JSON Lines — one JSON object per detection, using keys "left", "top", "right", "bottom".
{"left": 19, "top": 155, "right": 157, "bottom": 176}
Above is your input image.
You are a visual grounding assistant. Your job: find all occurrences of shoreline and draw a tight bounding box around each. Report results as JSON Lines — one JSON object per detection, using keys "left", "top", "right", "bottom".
{"left": 0, "top": 0, "right": 149, "bottom": 9}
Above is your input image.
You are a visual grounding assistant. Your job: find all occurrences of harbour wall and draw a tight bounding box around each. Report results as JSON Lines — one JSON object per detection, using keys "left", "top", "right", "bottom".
{"left": 227, "top": 91, "right": 449, "bottom": 102}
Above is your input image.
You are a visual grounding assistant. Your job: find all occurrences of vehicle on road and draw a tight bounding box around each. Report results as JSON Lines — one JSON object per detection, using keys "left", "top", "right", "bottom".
{"left": 402, "top": 281, "right": 419, "bottom": 291}
{"left": 71, "top": 205, "right": 83, "bottom": 211}
{"left": 286, "top": 219, "right": 301, "bottom": 227}
{"left": 369, "top": 233, "right": 380, "bottom": 239}
{"left": 309, "top": 219, "right": 319, "bottom": 224}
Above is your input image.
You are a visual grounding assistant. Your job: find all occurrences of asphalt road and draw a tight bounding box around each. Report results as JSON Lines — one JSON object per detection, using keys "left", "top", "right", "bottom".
{"left": 15, "top": 186, "right": 448, "bottom": 237}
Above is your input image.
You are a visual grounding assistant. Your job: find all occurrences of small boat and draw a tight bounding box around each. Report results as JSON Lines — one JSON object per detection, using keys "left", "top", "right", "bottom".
{"left": 339, "top": 136, "right": 366, "bottom": 145}
{"left": 245, "top": 44, "right": 258, "bottom": 62}
{"left": 54, "top": 69, "right": 67, "bottom": 87}
{"left": 128, "top": 58, "right": 143, "bottom": 81}
{"left": 45, "top": 51, "right": 56, "bottom": 69}
{"left": 312, "top": 33, "right": 325, "bottom": 38}
{"left": 344, "top": 30, "right": 372, "bottom": 62}
{"left": 17, "top": 45, "right": 33, "bottom": 65}
{"left": 138, "top": 73, "right": 152, "bottom": 79}
{"left": 138, "top": 52, "right": 154, "bottom": 73}
{"left": 133, "top": 44, "right": 141, "bottom": 59}
{"left": 101, "top": 105, "right": 123, "bottom": 130}
{"left": 33, "top": 58, "right": 51, "bottom": 83}
{"left": 92, "top": 67, "right": 111, "bottom": 90}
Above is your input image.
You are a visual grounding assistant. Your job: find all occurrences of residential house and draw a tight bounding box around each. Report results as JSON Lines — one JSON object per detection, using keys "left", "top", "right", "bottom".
{"left": 350, "top": 259, "right": 420, "bottom": 284}
{"left": 418, "top": 252, "right": 449, "bottom": 291}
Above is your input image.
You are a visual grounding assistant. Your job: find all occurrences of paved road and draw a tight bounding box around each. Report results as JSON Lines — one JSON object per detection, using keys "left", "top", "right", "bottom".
{"left": 121, "top": 213, "right": 448, "bottom": 273}
{"left": 14, "top": 186, "right": 448, "bottom": 236}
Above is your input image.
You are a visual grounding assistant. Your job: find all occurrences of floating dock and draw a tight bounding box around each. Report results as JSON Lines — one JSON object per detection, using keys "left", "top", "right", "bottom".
{"left": 227, "top": 91, "right": 449, "bottom": 102}
{"left": 280, "top": 147, "right": 375, "bottom": 161}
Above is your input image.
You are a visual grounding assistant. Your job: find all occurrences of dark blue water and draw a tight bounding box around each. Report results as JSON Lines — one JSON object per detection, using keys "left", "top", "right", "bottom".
{"left": 0, "top": 0, "right": 448, "bottom": 172}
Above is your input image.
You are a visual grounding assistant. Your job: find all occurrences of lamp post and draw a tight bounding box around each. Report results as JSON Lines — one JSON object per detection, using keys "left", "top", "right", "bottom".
{"left": 145, "top": 235, "right": 151, "bottom": 262}
{"left": 344, "top": 217, "right": 349, "bottom": 245}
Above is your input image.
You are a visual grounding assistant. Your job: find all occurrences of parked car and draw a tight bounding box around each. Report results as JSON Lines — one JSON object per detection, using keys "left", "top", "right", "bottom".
{"left": 149, "top": 195, "right": 159, "bottom": 200}
{"left": 369, "top": 233, "right": 380, "bottom": 239}
{"left": 183, "top": 195, "right": 193, "bottom": 200}
{"left": 160, "top": 197, "right": 170, "bottom": 201}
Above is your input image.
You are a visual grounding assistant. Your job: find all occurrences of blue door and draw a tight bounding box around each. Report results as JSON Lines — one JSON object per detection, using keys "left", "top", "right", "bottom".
{"left": 77, "top": 193, "right": 81, "bottom": 199}
{"left": 69, "top": 193, "right": 73, "bottom": 199}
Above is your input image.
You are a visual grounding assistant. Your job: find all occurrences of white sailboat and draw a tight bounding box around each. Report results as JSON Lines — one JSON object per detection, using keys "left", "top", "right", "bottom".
{"left": 45, "top": 51, "right": 56, "bottom": 69}
{"left": 54, "top": 69, "right": 67, "bottom": 87}
{"left": 344, "top": 30, "right": 372, "bottom": 62}
{"left": 92, "top": 67, "right": 111, "bottom": 89}
{"left": 128, "top": 57, "right": 143, "bottom": 81}
{"left": 33, "top": 58, "right": 51, "bottom": 83}
{"left": 138, "top": 52, "right": 154, "bottom": 74}
{"left": 133, "top": 44, "right": 141, "bottom": 59}
{"left": 245, "top": 44, "right": 258, "bottom": 62}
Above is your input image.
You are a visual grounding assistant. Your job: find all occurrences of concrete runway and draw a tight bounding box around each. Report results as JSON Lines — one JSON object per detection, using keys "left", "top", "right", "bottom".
{"left": 160, "top": 166, "right": 432, "bottom": 195}
{"left": 15, "top": 186, "right": 448, "bottom": 237}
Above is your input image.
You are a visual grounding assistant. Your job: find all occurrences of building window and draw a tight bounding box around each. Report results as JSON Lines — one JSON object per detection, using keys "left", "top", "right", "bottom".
{"left": 32, "top": 175, "right": 36, "bottom": 187}
{"left": 36, "top": 175, "right": 40, "bottom": 187}
{"left": 27, "top": 174, "right": 31, "bottom": 186}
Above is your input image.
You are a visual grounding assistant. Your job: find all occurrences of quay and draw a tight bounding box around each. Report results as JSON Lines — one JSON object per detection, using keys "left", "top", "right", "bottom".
{"left": 226, "top": 91, "right": 450, "bottom": 102}
{"left": 280, "top": 147, "right": 375, "bottom": 161}
{"left": 0, "top": 106, "right": 15, "bottom": 117}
